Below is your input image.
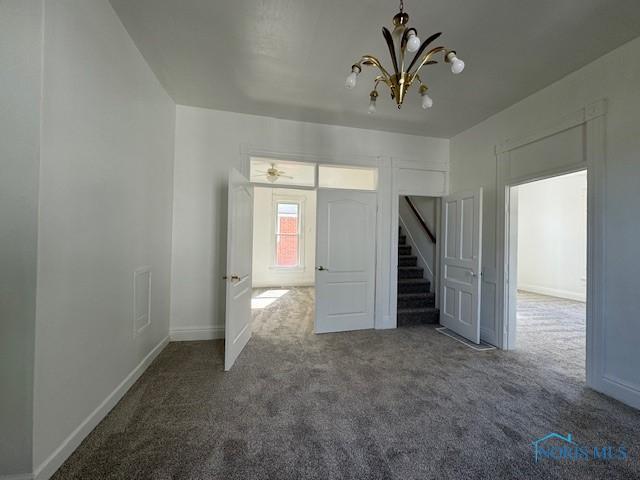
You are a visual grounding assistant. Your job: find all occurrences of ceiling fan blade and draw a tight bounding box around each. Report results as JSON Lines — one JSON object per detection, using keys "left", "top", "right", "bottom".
{"left": 407, "top": 32, "right": 442, "bottom": 72}
{"left": 279, "top": 175, "right": 294, "bottom": 179}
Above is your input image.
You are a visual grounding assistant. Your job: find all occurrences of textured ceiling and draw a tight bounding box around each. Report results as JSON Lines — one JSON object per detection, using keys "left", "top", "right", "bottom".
{"left": 109, "top": 0, "right": 640, "bottom": 138}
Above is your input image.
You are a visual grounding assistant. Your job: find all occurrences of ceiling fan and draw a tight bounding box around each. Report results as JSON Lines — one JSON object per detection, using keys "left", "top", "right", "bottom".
{"left": 254, "top": 163, "right": 294, "bottom": 183}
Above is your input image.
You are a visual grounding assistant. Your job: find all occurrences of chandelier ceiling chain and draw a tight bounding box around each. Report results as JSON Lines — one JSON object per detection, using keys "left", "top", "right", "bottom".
{"left": 345, "top": 0, "right": 465, "bottom": 113}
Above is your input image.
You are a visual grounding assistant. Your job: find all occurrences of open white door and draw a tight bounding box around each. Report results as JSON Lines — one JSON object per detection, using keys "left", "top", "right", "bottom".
{"left": 439, "top": 189, "right": 483, "bottom": 343}
{"left": 224, "top": 169, "right": 253, "bottom": 370}
{"left": 315, "top": 190, "right": 376, "bottom": 333}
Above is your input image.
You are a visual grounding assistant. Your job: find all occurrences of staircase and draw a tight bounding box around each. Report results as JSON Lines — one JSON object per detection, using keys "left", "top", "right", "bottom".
{"left": 397, "top": 226, "right": 439, "bottom": 326}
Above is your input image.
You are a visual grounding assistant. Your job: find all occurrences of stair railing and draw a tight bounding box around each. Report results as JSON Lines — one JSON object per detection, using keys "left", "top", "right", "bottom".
{"left": 404, "top": 196, "right": 436, "bottom": 244}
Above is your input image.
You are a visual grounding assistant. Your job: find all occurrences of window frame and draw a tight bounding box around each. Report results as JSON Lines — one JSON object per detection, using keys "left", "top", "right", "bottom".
{"left": 271, "top": 196, "right": 305, "bottom": 270}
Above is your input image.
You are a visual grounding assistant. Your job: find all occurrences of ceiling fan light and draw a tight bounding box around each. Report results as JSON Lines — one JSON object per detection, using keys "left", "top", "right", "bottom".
{"left": 267, "top": 175, "right": 277, "bottom": 183}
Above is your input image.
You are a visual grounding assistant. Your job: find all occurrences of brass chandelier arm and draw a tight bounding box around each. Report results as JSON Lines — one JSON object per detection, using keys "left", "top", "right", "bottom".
{"left": 373, "top": 75, "right": 391, "bottom": 92}
{"left": 357, "top": 55, "right": 392, "bottom": 81}
{"left": 411, "top": 46, "right": 447, "bottom": 76}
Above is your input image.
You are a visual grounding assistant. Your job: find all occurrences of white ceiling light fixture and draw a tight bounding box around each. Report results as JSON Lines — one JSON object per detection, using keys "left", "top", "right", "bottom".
{"left": 345, "top": 0, "right": 465, "bottom": 113}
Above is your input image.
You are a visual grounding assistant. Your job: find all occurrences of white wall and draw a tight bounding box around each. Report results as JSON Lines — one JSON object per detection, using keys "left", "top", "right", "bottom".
{"left": 0, "top": 0, "right": 42, "bottom": 475}
{"left": 450, "top": 36, "right": 640, "bottom": 407}
{"left": 517, "top": 171, "right": 587, "bottom": 301}
{"left": 252, "top": 188, "right": 316, "bottom": 288}
{"left": 171, "top": 105, "right": 449, "bottom": 337}
{"left": 31, "top": 0, "right": 176, "bottom": 476}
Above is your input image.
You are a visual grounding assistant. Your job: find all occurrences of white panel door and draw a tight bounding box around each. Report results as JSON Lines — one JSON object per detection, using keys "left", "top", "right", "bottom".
{"left": 439, "top": 189, "right": 483, "bottom": 343}
{"left": 316, "top": 190, "right": 376, "bottom": 333}
{"left": 224, "top": 169, "right": 253, "bottom": 370}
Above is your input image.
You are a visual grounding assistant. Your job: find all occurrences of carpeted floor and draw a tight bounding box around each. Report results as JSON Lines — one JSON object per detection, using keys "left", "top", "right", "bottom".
{"left": 517, "top": 290, "right": 586, "bottom": 380}
{"left": 53, "top": 287, "right": 639, "bottom": 479}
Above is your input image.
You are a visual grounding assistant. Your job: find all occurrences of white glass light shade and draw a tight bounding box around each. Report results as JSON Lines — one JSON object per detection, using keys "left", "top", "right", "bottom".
{"left": 421, "top": 93, "right": 433, "bottom": 109}
{"left": 368, "top": 99, "right": 376, "bottom": 114}
{"left": 407, "top": 32, "right": 421, "bottom": 53}
{"left": 451, "top": 57, "right": 465, "bottom": 74}
{"left": 345, "top": 71, "right": 358, "bottom": 89}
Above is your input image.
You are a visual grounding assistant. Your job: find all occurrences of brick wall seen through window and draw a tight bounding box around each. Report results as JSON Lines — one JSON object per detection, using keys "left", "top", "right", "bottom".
{"left": 276, "top": 203, "right": 300, "bottom": 267}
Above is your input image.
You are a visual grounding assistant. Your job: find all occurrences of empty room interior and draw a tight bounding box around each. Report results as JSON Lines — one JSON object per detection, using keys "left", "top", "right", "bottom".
{"left": 3, "top": 1, "right": 640, "bottom": 479}
{"left": 513, "top": 171, "right": 588, "bottom": 377}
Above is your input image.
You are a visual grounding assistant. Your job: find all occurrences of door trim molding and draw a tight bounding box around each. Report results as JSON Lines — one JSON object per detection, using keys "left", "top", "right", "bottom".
{"left": 389, "top": 158, "right": 449, "bottom": 328}
{"left": 495, "top": 99, "right": 611, "bottom": 401}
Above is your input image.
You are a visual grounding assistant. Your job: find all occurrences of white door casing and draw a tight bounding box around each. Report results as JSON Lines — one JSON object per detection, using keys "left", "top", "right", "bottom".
{"left": 224, "top": 169, "right": 253, "bottom": 370}
{"left": 315, "top": 190, "right": 377, "bottom": 333}
{"left": 439, "top": 189, "right": 483, "bottom": 343}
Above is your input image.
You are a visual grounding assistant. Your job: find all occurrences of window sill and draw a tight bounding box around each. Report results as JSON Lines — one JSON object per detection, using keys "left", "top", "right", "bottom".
{"left": 269, "top": 265, "right": 305, "bottom": 273}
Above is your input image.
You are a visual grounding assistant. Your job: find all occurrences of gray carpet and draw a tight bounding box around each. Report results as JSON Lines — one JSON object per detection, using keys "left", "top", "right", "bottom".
{"left": 53, "top": 287, "right": 640, "bottom": 479}
{"left": 517, "top": 290, "right": 586, "bottom": 379}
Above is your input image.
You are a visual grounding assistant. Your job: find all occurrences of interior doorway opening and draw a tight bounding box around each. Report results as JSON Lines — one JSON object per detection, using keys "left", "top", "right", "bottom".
{"left": 251, "top": 187, "right": 317, "bottom": 334}
{"left": 396, "top": 195, "right": 440, "bottom": 327}
{"left": 509, "top": 170, "right": 587, "bottom": 378}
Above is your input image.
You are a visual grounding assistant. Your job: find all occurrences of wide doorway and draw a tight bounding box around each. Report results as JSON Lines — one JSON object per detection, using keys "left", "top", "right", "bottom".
{"left": 510, "top": 170, "right": 587, "bottom": 378}
{"left": 222, "top": 158, "right": 380, "bottom": 369}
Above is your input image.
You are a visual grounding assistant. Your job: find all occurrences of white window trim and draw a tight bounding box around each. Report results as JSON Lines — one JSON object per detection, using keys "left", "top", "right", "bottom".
{"left": 270, "top": 195, "right": 305, "bottom": 271}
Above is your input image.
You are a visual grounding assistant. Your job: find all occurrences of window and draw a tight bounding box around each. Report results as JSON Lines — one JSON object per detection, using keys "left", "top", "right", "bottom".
{"left": 318, "top": 164, "right": 378, "bottom": 190}
{"left": 275, "top": 202, "right": 301, "bottom": 267}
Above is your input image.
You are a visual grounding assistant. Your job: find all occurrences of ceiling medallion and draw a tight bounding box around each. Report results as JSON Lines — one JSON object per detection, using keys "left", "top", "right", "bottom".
{"left": 345, "top": 0, "right": 465, "bottom": 113}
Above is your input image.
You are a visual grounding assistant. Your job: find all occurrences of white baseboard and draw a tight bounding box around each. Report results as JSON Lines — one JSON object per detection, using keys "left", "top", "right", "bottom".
{"left": 518, "top": 284, "right": 586, "bottom": 302}
{"left": 596, "top": 374, "right": 640, "bottom": 410}
{"left": 0, "top": 474, "right": 34, "bottom": 480}
{"left": 376, "top": 314, "right": 395, "bottom": 330}
{"left": 251, "top": 281, "right": 315, "bottom": 288}
{"left": 169, "top": 326, "right": 225, "bottom": 341}
{"left": 32, "top": 336, "right": 169, "bottom": 480}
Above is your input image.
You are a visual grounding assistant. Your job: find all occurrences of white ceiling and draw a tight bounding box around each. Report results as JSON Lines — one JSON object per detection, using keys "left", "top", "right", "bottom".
{"left": 109, "top": 0, "right": 640, "bottom": 138}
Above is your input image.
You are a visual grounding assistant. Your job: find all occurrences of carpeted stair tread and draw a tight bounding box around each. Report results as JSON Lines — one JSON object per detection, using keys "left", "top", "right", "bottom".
{"left": 397, "top": 225, "right": 439, "bottom": 325}
{"left": 398, "top": 306, "right": 439, "bottom": 313}
{"left": 398, "top": 266, "right": 424, "bottom": 279}
{"left": 397, "top": 307, "right": 440, "bottom": 326}
{"left": 398, "top": 255, "right": 418, "bottom": 266}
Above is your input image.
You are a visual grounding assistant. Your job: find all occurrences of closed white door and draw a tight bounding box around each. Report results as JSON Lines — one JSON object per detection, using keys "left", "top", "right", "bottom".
{"left": 224, "top": 169, "right": 253, "bottom": 370}
{"left": 439, "top": 189, "right": 483, "bottom": 343}
{"left": 315, "top": 190, "right": 377, "bottom": 333}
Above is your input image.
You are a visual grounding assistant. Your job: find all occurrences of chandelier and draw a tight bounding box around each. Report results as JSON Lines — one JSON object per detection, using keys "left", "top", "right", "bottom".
{"left": 345, "top": 0, "right": 465, "bottom": 113}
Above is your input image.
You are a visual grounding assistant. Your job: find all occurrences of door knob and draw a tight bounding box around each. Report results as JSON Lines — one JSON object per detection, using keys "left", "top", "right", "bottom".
{"left": 469, "top": 271, "right": 477, "bottom": 277}
{"left": 223, "top": 274, "right": 241, "bottom": 281}
{"left": 316, "top": 266, "right": 328, "bottom": 271}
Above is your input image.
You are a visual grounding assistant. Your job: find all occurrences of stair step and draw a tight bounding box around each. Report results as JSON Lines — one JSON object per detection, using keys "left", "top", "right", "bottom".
{"left": 399, "top": 235, "right": 407, "bottom": 245}
{"left": 398, "top": 245, "right": 411, "bottom": 255}
{"left": 397, "top": 307, "right": 440, "bottom": 326}
{"left": 398, "top": 292, "right": 435, "bottom": 309}
{"left": 397, "top": 278, "right": 431, "bottom": 294}
{"left": 398, "top": 266, "right": 424, "bottom": 279}
{"left": 398, "top": 255, "right": 418, "bottom": 267}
